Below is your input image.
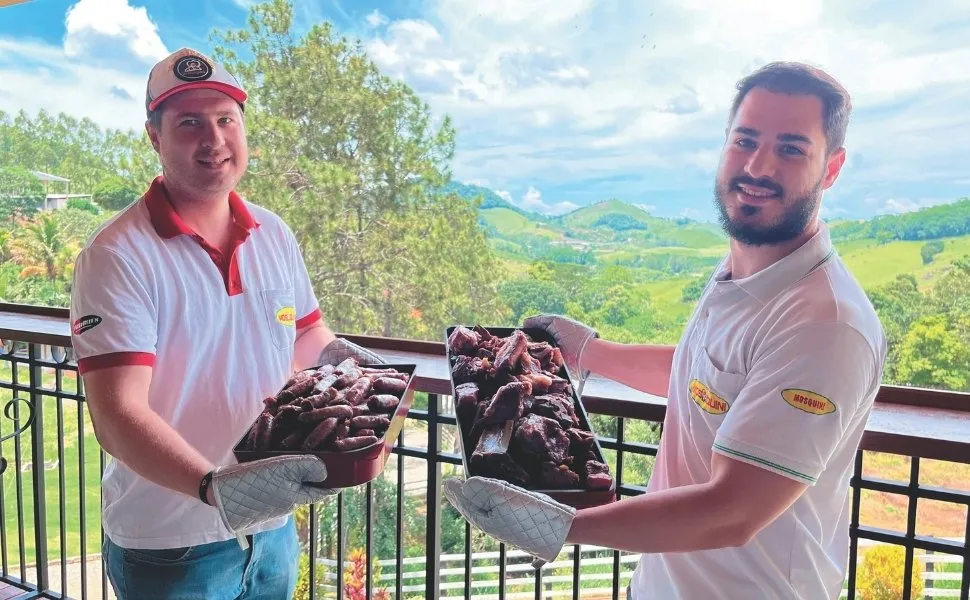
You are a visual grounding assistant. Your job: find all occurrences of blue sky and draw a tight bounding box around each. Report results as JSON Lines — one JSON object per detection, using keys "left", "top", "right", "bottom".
{"left": 1, "top": 0, "right": 969, "bottom": 222}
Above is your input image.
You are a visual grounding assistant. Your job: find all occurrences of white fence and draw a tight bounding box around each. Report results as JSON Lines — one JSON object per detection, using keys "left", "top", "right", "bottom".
{"left": 310, "top": 543, "right": 964, "bottom": 599}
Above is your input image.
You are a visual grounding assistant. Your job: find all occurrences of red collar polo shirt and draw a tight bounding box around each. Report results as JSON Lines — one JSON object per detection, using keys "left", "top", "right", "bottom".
{"left": 630, "top": 222, "right": 887, "bottom": 600}
{"left": 69, "top": 176, "right": 323, "bottom": 550}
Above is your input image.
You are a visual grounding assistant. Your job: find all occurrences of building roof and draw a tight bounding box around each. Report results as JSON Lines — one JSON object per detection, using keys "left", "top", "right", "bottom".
{"left": 30, "top": 171, "right": 70, "bottom": 184}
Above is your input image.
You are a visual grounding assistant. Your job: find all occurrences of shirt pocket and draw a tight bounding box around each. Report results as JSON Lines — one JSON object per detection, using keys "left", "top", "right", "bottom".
{"left": 260, "top": 287, "right": 297, "bottom": 351}
{"left": 687, "top": 346, "right": 746, "bottom": 419}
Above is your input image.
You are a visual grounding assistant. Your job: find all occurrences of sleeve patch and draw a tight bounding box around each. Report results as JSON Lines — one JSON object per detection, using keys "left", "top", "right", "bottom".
{"left": 72, "top": 315, "right": 103, "bottom": 335}
{"left": 781, "top": 389, "right": 836, "bottom": 416}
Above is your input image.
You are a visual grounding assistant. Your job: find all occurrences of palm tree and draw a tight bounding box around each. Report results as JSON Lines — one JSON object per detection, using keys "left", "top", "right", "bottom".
{"left": 9, "top": 213, "right": 77, "bottom": 283}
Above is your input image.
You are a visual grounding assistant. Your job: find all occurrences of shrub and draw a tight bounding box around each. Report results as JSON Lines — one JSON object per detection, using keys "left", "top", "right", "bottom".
{"left": 856, "top": 544, "right": 924, "bottom": 600}
{"left": 292, "top": 553, "right": 312, "bottom": 600}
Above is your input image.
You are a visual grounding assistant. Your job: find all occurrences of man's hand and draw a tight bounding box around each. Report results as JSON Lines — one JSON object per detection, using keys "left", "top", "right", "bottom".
{"left": 523, "top": 314, "right": 598, "bottom": 395}
{"left": 443, "top": 476, "right": 575, "bottom": 567}
{"left": 317, "top": 337, "right": 386, "bottom": 366}
{"left": 208, "top": 455, "right": 336, "bottom": 536}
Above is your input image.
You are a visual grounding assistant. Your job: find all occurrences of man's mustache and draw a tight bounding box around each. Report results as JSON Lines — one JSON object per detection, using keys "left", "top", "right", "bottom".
{"left": 731, "top": 176, "right": 783, "bottom": 197}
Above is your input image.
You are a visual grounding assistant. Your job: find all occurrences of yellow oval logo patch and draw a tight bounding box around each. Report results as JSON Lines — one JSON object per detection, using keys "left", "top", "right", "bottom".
{"left": 782, "top": 389, "right": 835, "bottom": 415}
{"left": 276, "top": 306, "right": 295, "bottom": 326}
{"left": 689, "top": 379, "right": 729, "bottom": 415}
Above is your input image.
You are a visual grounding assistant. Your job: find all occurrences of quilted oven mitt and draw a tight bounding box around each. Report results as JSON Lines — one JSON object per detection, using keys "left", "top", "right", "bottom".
{"left": 210, "top": 455, "right": 337, "bottom": 542}
{"left": 444, "top": 476, "right": 576, "bottom": 567}
{"left": 522, "top": 314, "right": 598, "bottom": 397}
{"left": 318, "top": 337, "right": 387, "bottom": 366}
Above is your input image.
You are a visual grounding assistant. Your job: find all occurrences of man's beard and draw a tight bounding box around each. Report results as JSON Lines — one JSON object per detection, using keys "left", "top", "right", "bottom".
{"left": 714, "top": 175, "right": 822, "bottom": 246}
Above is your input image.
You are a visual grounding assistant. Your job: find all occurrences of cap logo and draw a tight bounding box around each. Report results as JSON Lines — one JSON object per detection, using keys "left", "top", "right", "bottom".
{"left": 174, "top": 56, "right": 212, "bottom": 82}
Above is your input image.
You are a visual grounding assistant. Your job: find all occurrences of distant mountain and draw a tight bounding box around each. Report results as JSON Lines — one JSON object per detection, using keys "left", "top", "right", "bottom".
{"left": 553, "top": 199, "right": 726, "bottom": 248}
{"left": 440, "top": 181, "right": 541, "bottom": 219}
{"left": 830, "top": 198, "right": 970, "bottom": 242}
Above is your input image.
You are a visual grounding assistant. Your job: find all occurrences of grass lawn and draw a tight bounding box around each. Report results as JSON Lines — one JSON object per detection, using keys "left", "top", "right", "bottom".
{"left": 836, "top": 235, "right": 970, "bottom": 290}
{"left": 0, "top": 365, "right": 104, "bottom": 567}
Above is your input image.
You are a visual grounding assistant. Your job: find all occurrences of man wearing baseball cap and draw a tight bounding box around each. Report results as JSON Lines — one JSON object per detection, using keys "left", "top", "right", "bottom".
{"left": 70, "top": 47, "right": 382, "bottom": 599}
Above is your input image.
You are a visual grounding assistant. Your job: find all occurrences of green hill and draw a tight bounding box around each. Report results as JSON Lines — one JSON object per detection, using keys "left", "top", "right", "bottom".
{"left": 480, "top": 207, "right": 562, "bottom": 239}
{"left": 830, "top": 198, "right": 970, "bottom": 242}
{"left": 557, "top": 199, "right": 657, "bottom": 229}
{"left": 440, "top": 181, "right": 542, "bottom": 219}
{"left": 554, "top": 199, "right": 725, "bottom": 249}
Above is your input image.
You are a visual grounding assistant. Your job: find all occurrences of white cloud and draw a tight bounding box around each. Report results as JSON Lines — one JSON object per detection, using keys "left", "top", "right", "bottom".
{"left": 0, "top": 0, "right": 172, "bottom": 132}
{"left": 879, "top": 197, "right": 955, "bottom": 215}
{"left": 64, "top": 0, "right": 168, "bottom": 63}
{"left": 366, "top": 9, "right": 388, "bottom": 28}
{"left": 502, "top": 186, "right": 578, "bottom": 215}
{"left": 0, "top": 37, "right": 148, "bottom": 131}
{"left": 365, "top": 0, "right": 970, "bottom": 214}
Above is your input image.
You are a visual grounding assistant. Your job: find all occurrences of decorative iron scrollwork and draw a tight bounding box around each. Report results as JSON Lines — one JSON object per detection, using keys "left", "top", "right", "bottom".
{"left": 0, "top": 396, "right": 36, "bottom": 475}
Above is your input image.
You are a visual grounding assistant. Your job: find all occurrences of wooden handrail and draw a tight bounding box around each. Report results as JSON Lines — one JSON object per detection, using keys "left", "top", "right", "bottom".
{"left": 1, "top": 302, "right": 968, "bottom": 464}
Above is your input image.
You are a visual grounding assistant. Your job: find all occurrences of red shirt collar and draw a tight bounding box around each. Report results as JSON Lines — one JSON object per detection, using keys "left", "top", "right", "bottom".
{"left": 144, "top": 175, "right": 259, "bottom": 240}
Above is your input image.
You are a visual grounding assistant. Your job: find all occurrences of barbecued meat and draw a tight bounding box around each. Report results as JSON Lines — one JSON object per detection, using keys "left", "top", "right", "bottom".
{"left": 452, "top": 355, "right": 488, "bottom": 384}
{"left": 513, "top": 413, "right": 570, "bottom": 464}
{"left": 517, "top": 372, "right": 553, "bottom": 395}
{"left": 537, "top": 461, "right": 580, "bottom": 488}
{"left": 472, "top": 423, "right": 531, "bottom": 487}
{"left": 547, "top": 377, "right": 571, "bottom": 395}
{"left": 448, "top": 326, "right": 481, "bottom": 356}
{"left": 446, "top": 324, "right": 615, "bottom": 493}
{"left": 480, "top": 381, "right": 531, "bottom": 426}
{"left": 568, "top": 427, "right": 596, "bottom": 459}
{"left": 494, "top": 330, "right": 528, "bottom": 373}
{"left": 529, "top": 394, "right": 577, "bottom": 428}
{"left": 455, "top": 382, "right": 480, "bottom": 422}
{"left": 585, "top": 461, "right": 613, "bottom": 490}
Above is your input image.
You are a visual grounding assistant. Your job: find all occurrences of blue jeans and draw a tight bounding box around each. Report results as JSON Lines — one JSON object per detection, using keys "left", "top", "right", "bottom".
{"left": 103, "top": 517, "right": 300, "bottom": 600}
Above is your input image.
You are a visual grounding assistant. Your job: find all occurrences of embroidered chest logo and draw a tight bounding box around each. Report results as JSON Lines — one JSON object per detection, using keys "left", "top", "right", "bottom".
{"left": 782, "top": 389, "right": 836, "bottom": 415}
{"left": 72, "top": 315, "right": 102, "bottom": 335}
{"left": 276, "top": 306, "right": 295, "bottom": 327}
{"left": 689, "top": 379, "right": 729, "bottom": 415}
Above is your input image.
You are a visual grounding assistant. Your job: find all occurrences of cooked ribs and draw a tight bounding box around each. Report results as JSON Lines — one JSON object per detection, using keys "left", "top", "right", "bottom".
{"left": 513, "top": 413, "right": 570, "bottom": 464}
{"left": 448, "top": 326, "right": 481, "bottom": 356}
{"left": 494, "top": 330, "right": 528, "bottom": 373}
{"left": 447, "top": 325, "right": 614, "bottom": 492}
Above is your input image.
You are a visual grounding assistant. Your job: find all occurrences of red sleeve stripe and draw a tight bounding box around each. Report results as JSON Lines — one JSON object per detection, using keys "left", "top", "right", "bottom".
{"left": 78, "top": 352, "right": 155, "bottom": 375}
{"left": 296, "top": 308, "right": 323, "bottom": 329}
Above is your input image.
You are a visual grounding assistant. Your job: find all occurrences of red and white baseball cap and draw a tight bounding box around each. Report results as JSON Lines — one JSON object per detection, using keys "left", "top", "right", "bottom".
{"left": 145, "top": 47, "right": 248, "bottom": 112}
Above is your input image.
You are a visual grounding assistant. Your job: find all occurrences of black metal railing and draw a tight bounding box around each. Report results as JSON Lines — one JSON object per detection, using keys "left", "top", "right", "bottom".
{"left": 0, "top": 335, "right": 966, "bottom": 600}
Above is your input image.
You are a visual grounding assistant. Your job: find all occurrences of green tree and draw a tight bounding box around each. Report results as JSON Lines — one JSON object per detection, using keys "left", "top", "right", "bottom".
{"left": 920, "top": 240, "right": 944, "bottom": 265}
{"left": 895, "top": 315, "right": 970, "bottom": 391}
{"left": 92, "top": 176, "right": 141, "bottom": 211}
{"left": 498, "top": 278, "right": 567, "bottom": 324}
{"left": 681, "top": 276, "right": 707, "bottom": 303}
{"left": 0, "top": 109, "right": 155, "bottom": 192}
{"left": 210, "top": 0, "right": 505, "bottom": 339}
{"left": 0, "top": 165, "right": 44, "bottom": 221}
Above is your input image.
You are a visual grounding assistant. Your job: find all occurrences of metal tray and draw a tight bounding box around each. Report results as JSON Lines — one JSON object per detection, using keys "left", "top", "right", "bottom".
{"left": 445, "top": 326, "right": 617, "bottom": 509}
{"left": 233, "top": 363, "right": 416, "bottom": 489}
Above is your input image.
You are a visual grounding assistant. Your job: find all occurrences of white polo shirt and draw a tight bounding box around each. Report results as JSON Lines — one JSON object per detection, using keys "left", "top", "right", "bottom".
{"left": 630, "top": 221, "right": 887, "bottom": 600}
{"left": 69, "top": 176, "right": 323, "bottom": 550}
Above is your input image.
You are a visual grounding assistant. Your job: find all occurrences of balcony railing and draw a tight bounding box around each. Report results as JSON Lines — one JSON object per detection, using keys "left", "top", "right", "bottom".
{"left": 0, "top": 302, "right": 968, "bottom": 600}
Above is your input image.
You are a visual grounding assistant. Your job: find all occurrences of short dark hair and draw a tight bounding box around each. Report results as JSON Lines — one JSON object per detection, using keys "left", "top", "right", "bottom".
{"left": 147, "top": 105, "right": 164, "bottom": 130}
{"left": 728, "top": 61, "right": 852, "bottom": 154}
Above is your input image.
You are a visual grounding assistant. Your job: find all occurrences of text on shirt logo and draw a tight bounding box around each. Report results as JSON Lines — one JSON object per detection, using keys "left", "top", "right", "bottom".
{"left": 276, "top": 306, "right": 295, "bottom": 327}
{"left": 72, "top": 315, "right": 102, "bottom": 335}
{"left": 781, "top": 389, "right": 836, "bottom": 415}
{"left": 688, "top": 379, "right": 729, "bottom": 415}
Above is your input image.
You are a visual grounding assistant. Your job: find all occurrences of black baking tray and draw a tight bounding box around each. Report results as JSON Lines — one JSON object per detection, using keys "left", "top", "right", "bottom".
{"left": 445, "top": 325, "right": 617, "bottom": 508}
{"left": 233, "top": 363, "right": 416, "bottom": 489}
